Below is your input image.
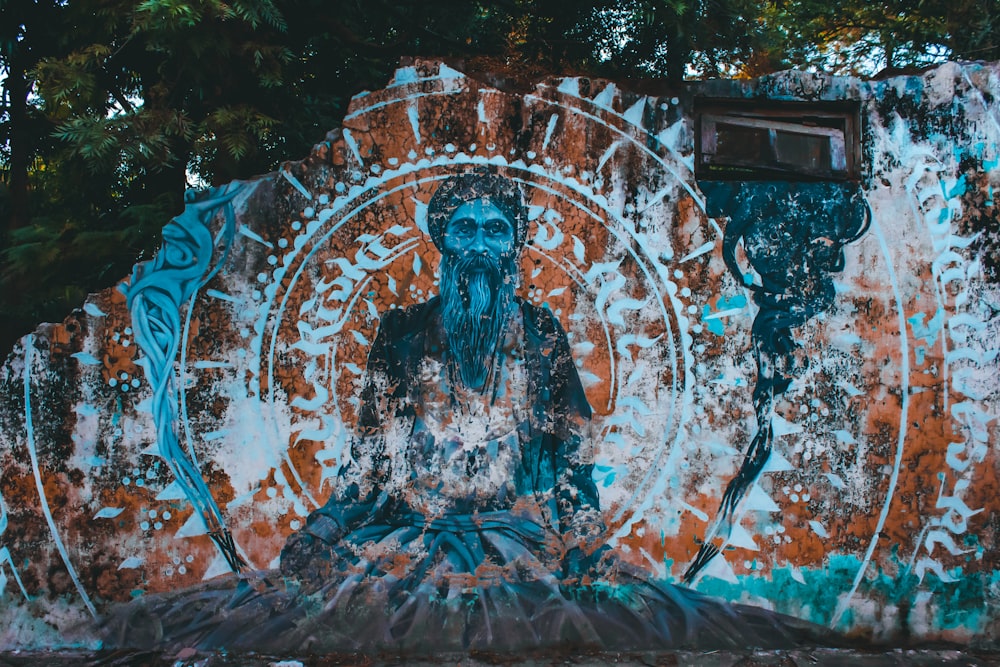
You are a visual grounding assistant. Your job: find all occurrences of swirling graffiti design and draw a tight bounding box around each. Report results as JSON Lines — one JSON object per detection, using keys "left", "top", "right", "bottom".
{"left": 126, "top": 183, "right": 245, "bottom": 572}
{"left": 685, "top": 181, "right": 870, "bottom": 582}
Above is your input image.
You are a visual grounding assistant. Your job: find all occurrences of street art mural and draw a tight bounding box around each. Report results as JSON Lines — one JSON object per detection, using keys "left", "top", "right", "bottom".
{"left": 0, "top": 60, "right": 998, "bottom": 652}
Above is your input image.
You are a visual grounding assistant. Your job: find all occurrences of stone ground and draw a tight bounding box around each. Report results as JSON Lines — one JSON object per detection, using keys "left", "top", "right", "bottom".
{"left": 0, "top": 649, "right": 998, "bottom": 666}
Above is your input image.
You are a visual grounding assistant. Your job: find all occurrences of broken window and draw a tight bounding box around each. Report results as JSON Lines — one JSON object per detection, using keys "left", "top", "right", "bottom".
{"left": 695, "top": 101, "right": 861, "bottom": 181}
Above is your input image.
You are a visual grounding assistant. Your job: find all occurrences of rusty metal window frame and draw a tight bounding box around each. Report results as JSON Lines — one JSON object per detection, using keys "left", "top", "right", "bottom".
{"left": 694, "top": 99, "right": 862, "bottom": 181}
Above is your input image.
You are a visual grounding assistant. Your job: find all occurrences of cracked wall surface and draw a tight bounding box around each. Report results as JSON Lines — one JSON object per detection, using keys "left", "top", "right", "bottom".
{"left": 0, "top": 60, "right": 998, "bottom": 649}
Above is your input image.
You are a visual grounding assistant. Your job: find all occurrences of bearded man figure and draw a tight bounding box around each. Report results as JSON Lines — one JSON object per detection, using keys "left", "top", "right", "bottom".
{"left": 101, "top": 172, "right": 832, "bottom": 653}
{"left": 279, "top": 172, "right": 607, "bottom": 604}
{"left": 270, "top": 172, "right": 828, "bottom": 652}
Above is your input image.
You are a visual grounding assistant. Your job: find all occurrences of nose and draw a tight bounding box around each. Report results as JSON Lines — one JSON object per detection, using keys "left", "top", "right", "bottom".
{"left": 468, "top": 226, "right": 489, "bottom": 254}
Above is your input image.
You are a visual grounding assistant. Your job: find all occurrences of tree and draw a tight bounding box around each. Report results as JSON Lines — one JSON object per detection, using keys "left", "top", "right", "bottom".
{"left": 1, "top": 0, "right": 997, "bottom": 355}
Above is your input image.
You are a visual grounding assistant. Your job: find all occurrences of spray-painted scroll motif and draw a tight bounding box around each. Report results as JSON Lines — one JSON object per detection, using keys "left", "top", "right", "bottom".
{"left": 1, "top": 61, "right": 999, "bottom": 651}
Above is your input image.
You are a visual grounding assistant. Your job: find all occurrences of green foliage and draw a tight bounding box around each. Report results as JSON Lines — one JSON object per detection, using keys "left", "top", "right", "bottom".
{"left": 1, "top": 0, "right": 997, "bottom": 354}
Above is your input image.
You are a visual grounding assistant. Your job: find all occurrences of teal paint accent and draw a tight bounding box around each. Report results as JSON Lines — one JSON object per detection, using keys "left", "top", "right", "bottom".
{"left": 947, "top": 174, "right": 968, "bottom": 199}
{"left": 915, "top": 346, "right": 926, "bottom": 365}
{"left": 703, "top": 304, "right": 723, "bottom": 335}
{"left": 694, "top": 554, "right": 995, "bottom": 635}
{"left": 703, "top": 294, "right": 749, "bottom": 336}
{"left": 908, "top": 308, "right": 945, "bottom": 347}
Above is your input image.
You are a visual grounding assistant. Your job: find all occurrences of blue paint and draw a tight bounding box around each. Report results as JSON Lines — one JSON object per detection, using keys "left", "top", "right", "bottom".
{"left": 688, "top": 180, "right": 869, "bottom": 582}
{"left": 908, "top": 308, "right": 945, "bottom": 346}
{"left": 946, "top": 174, "right": 968, "bottom": 199}
{"left": 125, "top": 184, "right": 246, "bottom": 573}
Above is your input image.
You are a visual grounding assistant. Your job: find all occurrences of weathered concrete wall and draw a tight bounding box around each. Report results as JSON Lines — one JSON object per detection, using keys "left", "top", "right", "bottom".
{"left": 0, "top": 60, "right": 997, "bottom": 649}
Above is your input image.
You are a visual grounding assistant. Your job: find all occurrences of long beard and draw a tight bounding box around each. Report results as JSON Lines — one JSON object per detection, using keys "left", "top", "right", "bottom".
{"left": 439, "top": 253, "right": 517, "bottom": 392}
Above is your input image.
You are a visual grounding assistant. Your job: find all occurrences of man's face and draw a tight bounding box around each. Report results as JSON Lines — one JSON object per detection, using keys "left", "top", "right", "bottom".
{"left": 442, "top": 200, "right": 516, "bottom": 265}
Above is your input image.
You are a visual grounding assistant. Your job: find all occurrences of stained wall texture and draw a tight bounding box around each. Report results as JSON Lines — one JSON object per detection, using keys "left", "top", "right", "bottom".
{"left": 0, "top": 60, "right": 998, "bottom": 650}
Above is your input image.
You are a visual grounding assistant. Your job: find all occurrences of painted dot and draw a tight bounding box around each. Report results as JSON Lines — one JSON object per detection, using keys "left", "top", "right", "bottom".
{"left": 318, "top": 194, "right": 330, "bottom": 204}
{"left": 371, "top": 164, "right": 382, "bottom": 174}
{"left": 790, "top": 493, "right": 799, "bottom": 502}
{"left": 468, "top": 144, "right": 477, "bottom": 151}
{"left": 185, "top": 555, "right": 194, "bottom": 563}
{"left": 112, "top": 333, "right": 121, "bottom": 342}
{"left": 178, "top": 565, "right": 187, "bottom": 575}
{"left": 673, "top": 270, "right": 684, "bottom": 279}
{"left": 135, "top": 478, "right": 144, "bottom": 487}
{"left": 544, "top": 156, "right": 553, "bottom": 165}
{"left": 257, "top": 272, "right": 268, "bottom": 283}
{"left": 145, "top": 469, "right": 155, "bottom": 478}
{"left": 278, "top": 238, "right": 288, "bottom": 249}
{"left": 124, "top": 327, "right": 133, "bottom": 335}
{"left": 445, "top": 143, "right": 456, "bottom": 153}
{"left": 120, "top": 384, "right": 129, "bottom": 393}
{"left": 267, "top": 255, "right": 278, "bottom": 266}
{"left": 803, "top": 494, "right": 811, "bottom": 502}
{"left": 777, "top": 525, "right": 786, "bottom": 534}
{"left": 810, "top": 413, "right": 819, "bottom": 422}
{"left": 782, "top": 486, "right": 791, "bottom": 495}
{"left": 303, "top": 207, "right": 315, "bottom": 218}
{"left": 140, "top": 521, "right": 150, "bottom": 530}
{"left": 252, "top": 290, "right": 262, "bottom": 300}
{"left": 486, "top": 143, "right": 496, "bottom": 151}
{"left": 527, "top": 151, "right": 537, "bottom": 159}
{"left": 793, "top": 483, "right": 802, "bottom": 492}
{"left": 163, "top": 511, "right": 172, "bottom": 520}
{"left": 131, "top": 378, "right": 140, "bottom": 388}
{"left": 165, "top": 567, "right": 174, "bottom": 576}
{"left": 695, "top": 344, "right": 706, "bottom": 354}
{"left": 154, "top": 521, "right": 163, "bottom": 530}
{"left": 388, "top": 157, "right": 399, "bottom": 166}
{"left": 266, "top": 487, "right": 277, "bottom": 498}
{"left": 424, "top": 147, "right": 434, "bottom": 156}
{"left": 692, "top": 324, "right": 703, "bottom": 334}
{"left": 671, "top": 97, "right": 679, "bottom": 105}
{"left": 290, "top": 519, "right": 302, "bottom": 530}
{"left": 799, "top": 404, "right": 809, "bottom": 414}
{"left": 681, "top": 287, "right": 691, "bottom": 297}
{"left": 821, "top": 407, "right": 829, "bottom": 416}
{"left": 122, "top": 339, "right": 131, "bottom": 348}
{"left": 408, "top": 150, "right": 418, "bottom": 159}
{"left": 687, "top": 305, "right": 698, "bottom": 315}
{"left": 149, "top": 510, "right": 157, "bottom": 518}
{"left": 122, "top": 477, "right": 131, "bottom": 486}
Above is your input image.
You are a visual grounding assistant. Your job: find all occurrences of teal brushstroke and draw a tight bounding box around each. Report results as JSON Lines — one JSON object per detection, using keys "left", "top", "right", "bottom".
{"left": 946, "top": 174, "right": 968, "bottom": 199}
{"left": 693, "top": 554, "right": 992, "bottom": 635}
{"left": 907, "top": 308, "right": 945, "bottom": 347}
{"left": 702, "top": 294, "right": 749, "bottom": 336}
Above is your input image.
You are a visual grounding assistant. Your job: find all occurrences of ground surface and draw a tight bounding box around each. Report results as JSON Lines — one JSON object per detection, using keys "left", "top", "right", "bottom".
{"left": 0, "top": 649, "right": 998, "bottom": 666}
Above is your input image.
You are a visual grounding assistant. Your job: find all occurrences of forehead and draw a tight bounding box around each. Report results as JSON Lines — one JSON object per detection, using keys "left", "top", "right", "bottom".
{"left": 448, "top": 200, "right": 512, "bottom": 223}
